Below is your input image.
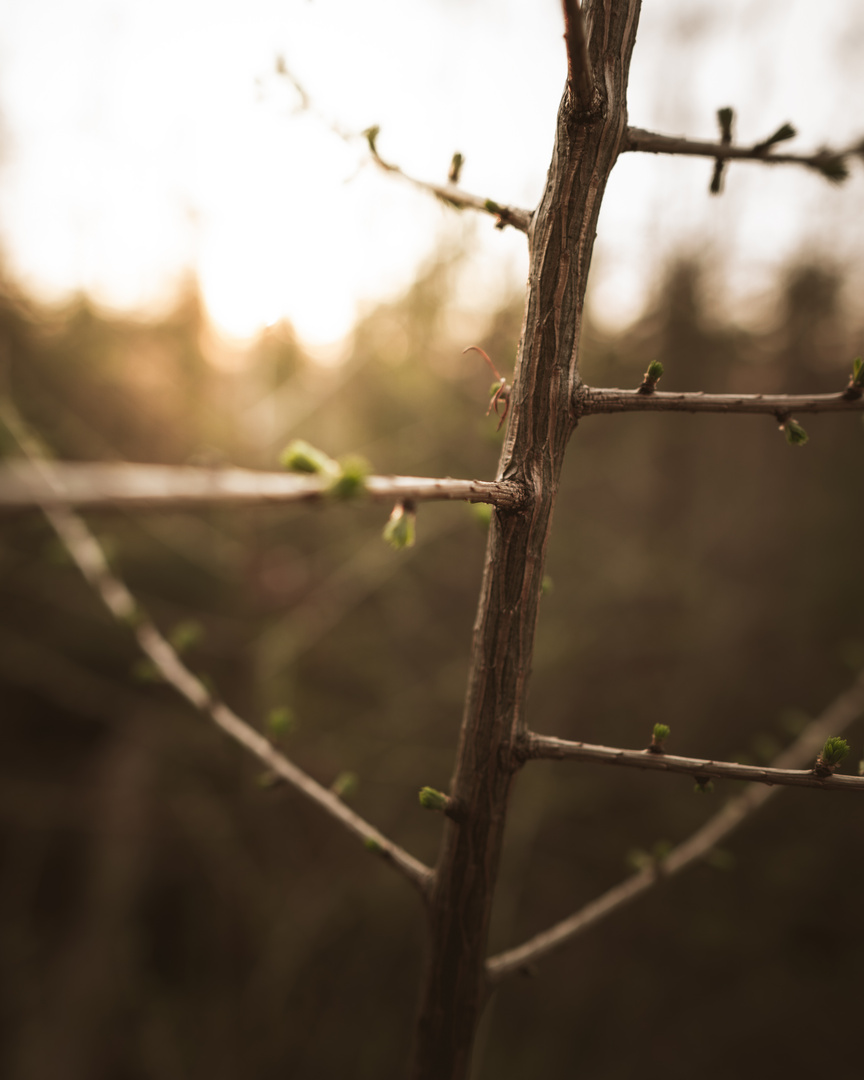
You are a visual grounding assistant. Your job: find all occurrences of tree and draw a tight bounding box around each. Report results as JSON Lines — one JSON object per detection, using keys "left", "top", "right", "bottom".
{"left": 1, "top": 2, "right": 863, "bottom": 1078}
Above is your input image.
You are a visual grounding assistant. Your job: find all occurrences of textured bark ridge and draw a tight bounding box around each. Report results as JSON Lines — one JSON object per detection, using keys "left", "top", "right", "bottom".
{"left": 409, "top": 3, "right": 643, "bottom": 1077}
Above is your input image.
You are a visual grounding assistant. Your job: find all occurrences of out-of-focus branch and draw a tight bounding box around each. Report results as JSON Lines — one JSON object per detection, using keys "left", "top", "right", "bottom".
{"left": 486, "top": 670, "right": 864, "bottom": 983}
{"left": 520, "top": 733, "right": 864, "bottom": 791}
{"left": 364, "top": 128, "right": 532, "bottom": 233}
{"left": 0, "top": 461, "right": 525, "bottom": 513}
{"left": 624, "top": 126, "right": 856, "bottom": 182}
{"left": 562, "top": 0, "right": 595, "bottom": 113}
{"left": 0, "top": 400, "right": 433, "bottom": 898}
{"left": 578, "top": 386, "right": 864, "bottom": 418}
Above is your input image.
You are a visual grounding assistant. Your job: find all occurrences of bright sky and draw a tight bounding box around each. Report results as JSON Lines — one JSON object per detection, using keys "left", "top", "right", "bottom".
{"left": 0, "top": 0, "right": 862, "bottom": 348}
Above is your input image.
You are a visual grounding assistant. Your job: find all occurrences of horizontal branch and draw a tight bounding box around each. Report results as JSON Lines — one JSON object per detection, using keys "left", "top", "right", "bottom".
{"left": 486, "top": 669, "right": 864, "bottom": 982}
{"left": 366, "top": 137, "right": 532, "bottom": 233}
{"left": 623, "top": 126, "right": 856, "bottom": 179}
{"left": 522, "top": 733, "right": 864, "bottom": 791}
{"left": 579, "top": 386, "right": 864, "bottom": 418}
{"left": 0, "top": 462, "right": 525, "bottom": 513}
{"left": 0, "top": 401, "right": 433, "bottom": 897}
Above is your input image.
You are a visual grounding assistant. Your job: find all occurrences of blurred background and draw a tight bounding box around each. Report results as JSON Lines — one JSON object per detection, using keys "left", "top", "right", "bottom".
{"left": 1, "top": 1, "right": 864, "bottom": 1079}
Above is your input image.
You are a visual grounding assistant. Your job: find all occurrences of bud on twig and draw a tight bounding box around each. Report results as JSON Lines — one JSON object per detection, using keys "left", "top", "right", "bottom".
{"left": 711, "top": 107, "right": 734, "bottom": 195}
{"left": 752, "top": 122, "right": 797, "bottom": 153}
{"left": 419, "top": 786, "right": 465, "bottom": 822}
{"left": 382, "top": 500, "right": 417, "bottom": 550}
{"left": 648, "top": 723, "right": 670, "bottom": 753}
{"left": 448, "top": 152, "right": 464, "bottom": 184}
{"left": 778, "top": 417, "right": 809, "bottom": 446}
{"left": 843, "top": 356, "right": 863, "bottom": 400}
{"left": 638, "top": 361, "right": 664, "bottom": 394}
{"left": 812, "top": 736, "right": 850, "bottom": 777}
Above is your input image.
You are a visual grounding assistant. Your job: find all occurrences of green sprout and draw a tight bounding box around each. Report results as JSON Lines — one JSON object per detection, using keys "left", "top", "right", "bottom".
{"left": 649, "top": 723, "right": 671, "bottom": 752}
{"left": 169, "top": 618, "right": 204, "bottom": 653}
{"left": 256, "top": 770, "right": 284, "bottom": 789}
{"left": 639, "top": 360, "right": 664, "bottom": 394}
{"left": 364, "top": 838, "right": 382, "bottom": 853}
{"left": 782, "top": 418, "right": 809, "bottom": 446}
{"left": 419, "top": 786, "right": 449, "bottom": 812}
{"left": 363, "top": 125, "right": 380, "bottom": 155}
{"left": 694, "top": 776, "right": 715, "bottom": 795}
{"left": 717, "top": 107, "right": 734, "bottom": 141}
{"left": 471, "top": 503, "right": 493, "bottom": 530}
{"left": 331, "top": 771, "right": 359, "bottom": 800}
{"left": 484, "top": 198, "right": 503, "bottom": 216}
{"left": 448, "top": 152, "right": 464, "bottom": 184}
{"left": 541, "top": 576, "right": 554, "bottom": 596}
{"left": 328, "top": 455, "right": 370, "bottom": 499}
{"left": 267, "top": 706, "right": 297, "bottom": 739}
{"left": 280, "top": 439, "right": 337, "bottom": 476}
{"left": 846, "top": 356, "right": 864, "bottom": 398}
{"left": 819, "top": 736, "right": 850, "bottom": 768}
{"left": 382, "top": 500, "right": 417, "bottom": 551}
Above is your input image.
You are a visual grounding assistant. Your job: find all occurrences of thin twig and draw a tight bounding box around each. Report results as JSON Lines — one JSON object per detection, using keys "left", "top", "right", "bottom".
{"left": 579, "top": 387, "right": 864, "bottom": 418}
{"left": 0, "top": 400, "right": 434, "bottom": 899}
{"left": 624, "top": 126, "right": 855, "bottom": 181}
{"left": 562, "top": 0, "right": 595, "bottom": 113}
{"left": 0, "top": 462, "right": 526, "bottom": 513}
{"left": 366, "top": 140, "right": 532, "bottom": 233}
{"left": 486, "top": 670, "right": 864, "bottom": 982}
{"left": 522, "top": 733, "right": 864, "bottom": 791}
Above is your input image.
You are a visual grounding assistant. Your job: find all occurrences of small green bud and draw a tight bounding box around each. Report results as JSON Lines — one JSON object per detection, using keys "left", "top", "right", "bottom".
{"left": 448, "top": 152, "right": 464, "bottom": 184}
{"left": 853, "top": 357, "right": 863, "bottom": 385}
{"left": 419, "top": 786, "right": 449, "bottom": 812}
{"left": 364, "top": 837, "right": 382, "bottom": 853}
{"left": 169, "top": 619, "right": 204, "bottom": 653}
{"left": 471, "top": 503, "right": 493, "bottom": 530}
{"left": 382, "top": 501, "right": 416, "bottom": 551}
{"left": 256, "top": 770, "right": 284, "bottom": 789}
{"left": 484, "top": 198, "right": 503, "bottom": 216}
{"left": 694, "top": 776, "right": 714, "bottom": 795}
{"left": 639, "top": 361, "right": 664, "bottom": 393}
{"left": 327, "top": 455, "right": 370, "bottom": 499}
{"left": 280, "top": 439, "right": 337, "bottom": 476}
{"left": 131, "top": 657, "right": 162, "bottom": 683}
{"left": 331, "top": 771, "right": 359, "bottom": 799}
{"left": 267, "top": 706, "right": 297, "bottom": 739}
{"left": 363, "top": 125, "right": 380, "bottom": 155}
{"left": 541, "top": 576, "right": 553, "bottom": 596}
{"left": 820, "top": 736, "right": 850, "bottom": 767}
{"left": 782, "top": 418, "right": 809, "bottom": 446}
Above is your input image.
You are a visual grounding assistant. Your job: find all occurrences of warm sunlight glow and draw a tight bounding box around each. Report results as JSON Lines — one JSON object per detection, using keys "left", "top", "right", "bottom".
{"left": 0, "top": 0, "right": 862, "bottom": 345}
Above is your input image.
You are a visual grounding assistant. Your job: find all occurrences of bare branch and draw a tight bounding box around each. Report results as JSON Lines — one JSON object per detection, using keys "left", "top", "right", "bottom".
{"left": 0, "top": 401, "right": 434, "bottom": 898}
{"left": 521, "top": 733, "right": 864, "bottom": 791}
{"left": 365, "top": 134, "right": 532, "bottom": 233}
{"left": 579, "top": 386, "right": 864, "bottom": 418}
{"left": 487, "top": 670, "right": 864, "bottom": 982}
{"left": 562, "top": 0, "right": 595, "bottom": 113}
{"left": 0, "top": 461, "right": 525, "bottom": 513}
{"left": 624, "top": 126, "right": 853, "bottom": 182}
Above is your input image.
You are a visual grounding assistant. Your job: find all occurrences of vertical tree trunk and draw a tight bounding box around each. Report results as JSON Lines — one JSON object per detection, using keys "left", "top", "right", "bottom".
{"left": 410, "top": 3, "right": 642, "bottom": 1077}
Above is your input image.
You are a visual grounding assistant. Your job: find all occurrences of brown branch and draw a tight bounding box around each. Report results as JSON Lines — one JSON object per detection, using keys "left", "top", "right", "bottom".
{"left": 521, "top": 733, "right": 864, "bottom": 791}
{"left": 0, "top": 400, "right": 433, "bottom": 898}
{"left": 487, "top": 670, "right": 864, "bottom": 982}
{"left": 0, "top": 461, "right": 526, "bottom": 513}
{"left": 366, "top": 139, "right": 532, "bottom": 233}
{"left": 624, "top": 126, "right": 853, "bottom": 181}
{"left": 579, "top": 386, "right": 864, "bottom": 418}
{"left": 562, "top": 0, "right": 595, "bottom": 113}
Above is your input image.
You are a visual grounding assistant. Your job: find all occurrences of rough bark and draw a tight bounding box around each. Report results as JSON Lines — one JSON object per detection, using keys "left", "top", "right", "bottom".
{"left": 409, "top": 2, "right": 643, "bottom": 1076}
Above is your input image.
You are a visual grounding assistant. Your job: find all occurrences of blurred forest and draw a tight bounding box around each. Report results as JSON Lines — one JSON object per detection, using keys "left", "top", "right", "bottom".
{"left": 1, "top": 247, "right": 863, "bottom": 1080}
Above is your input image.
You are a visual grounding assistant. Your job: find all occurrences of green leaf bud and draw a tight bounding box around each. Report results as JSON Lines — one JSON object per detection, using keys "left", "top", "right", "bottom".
{"left": 382, "top": 501, "right": 416, "bottom": 550}
{"left": 471, "top": 503, "right": 493, "bottom": 530}
{"left": 331, "top": 771, "right": 359, "bottom": 799}
{"left": 820, "top": 736, "right": 850, "bottom": 767}
{"left": 783, "top": 418, "right": 809, "bottom": 446}
{"left": 280, "top": 439, "right": 337, "bottom": 476}
{"left": 448, "top": 152, "right": 464, "bottom": 184}
{"left": 484, "top": 198, "right": 503, "bottom": 215}
{"left": 646, "top": 360, "right": 664, "bottom": 381}
{"left": 754, "top": 123, "right": 797, "bottom": 151}
{"left": 169, "top": 618, "right": 204, "bottom": 653}
{"left": 419, "top": 786, "right": 449, "bottom": 812}
{"left": 652, "top": 723, "right": 671, "bottom": 746}
{"left": 267, "top": 706, "right": 297, "bottom": 739}
{"left": 327, "top": 455, "right": 370, "bottom": 499}
{"left": 811, "top": 152, "right": 849, "bottom": 183}
{"left": 363, "top": 125, "right": 380, "bottom": 155}
{"left": 716, "top": 107, "right": 734, "bottom": 141}
{"left": 364, "top": 837, "right": 382, "bottom": 853}
{"left": 694, "top": 776, "right": 715, "bottom": 795}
